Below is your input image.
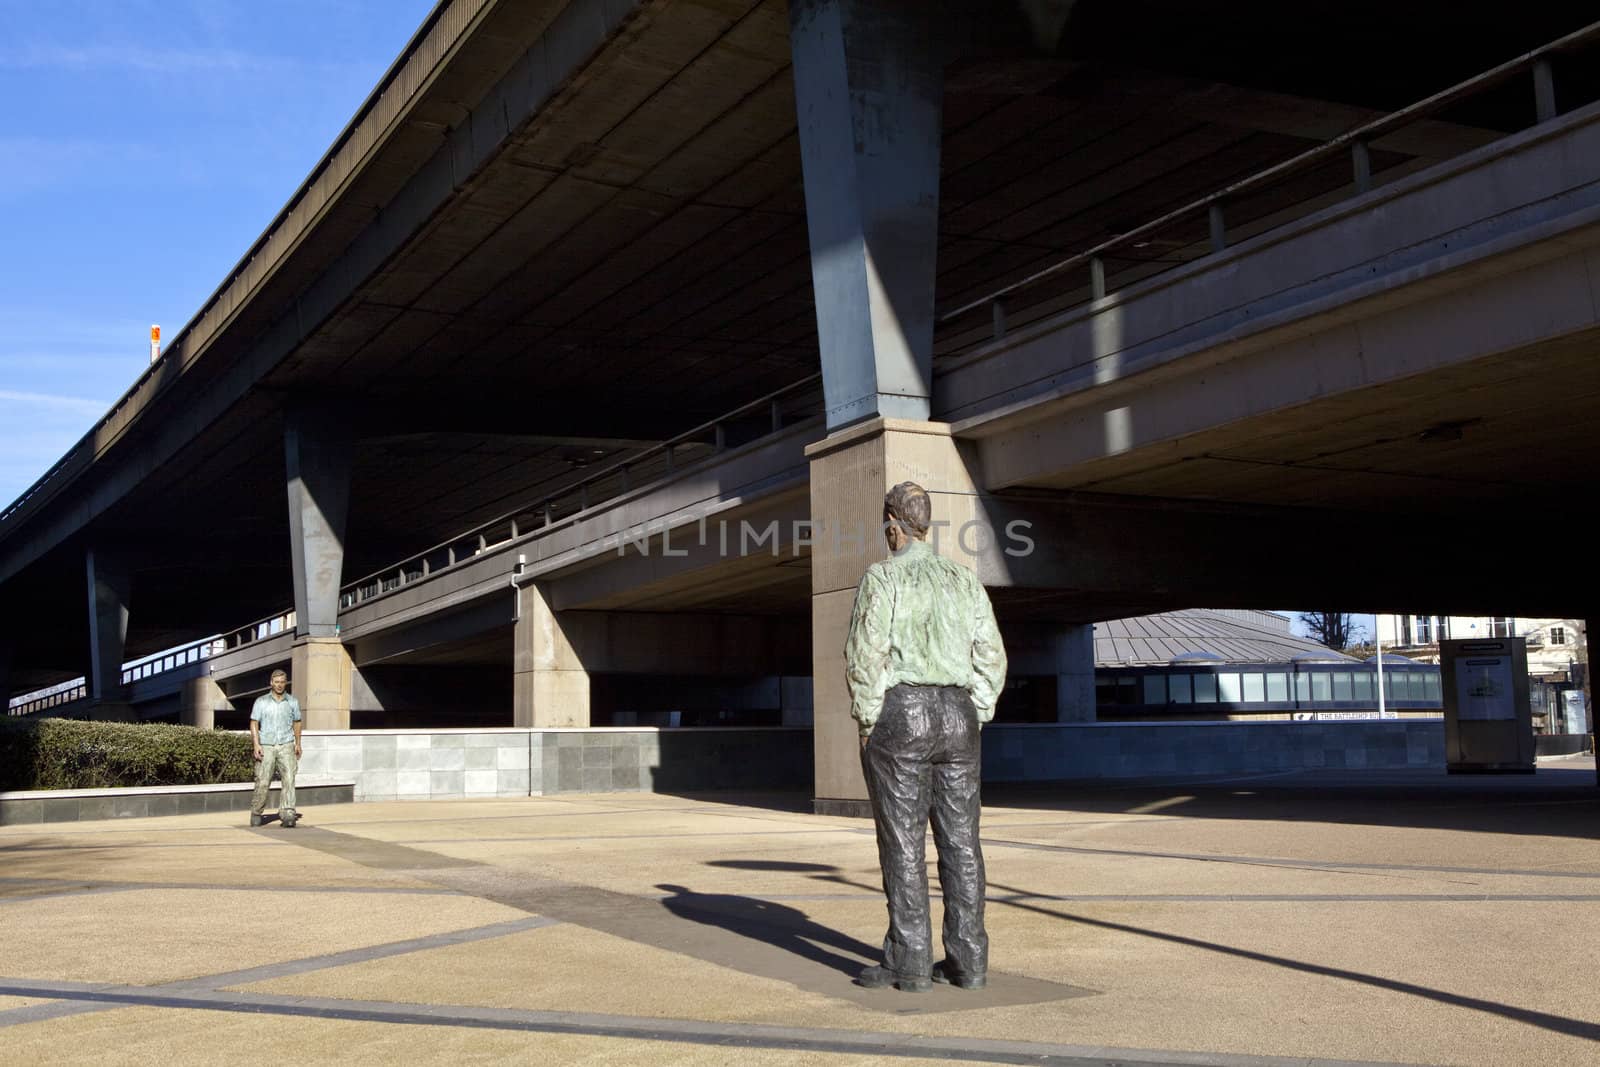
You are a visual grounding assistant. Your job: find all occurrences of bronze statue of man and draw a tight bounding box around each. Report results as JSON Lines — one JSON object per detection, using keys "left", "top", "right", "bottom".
{"left": 845, "top": 481, "right": 1008, "bottom": 992}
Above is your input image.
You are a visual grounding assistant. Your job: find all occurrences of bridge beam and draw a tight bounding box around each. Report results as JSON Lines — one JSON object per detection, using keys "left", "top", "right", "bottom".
{"left": 84, "top": 548, "right": 132, "bottom": 713}
{"left": 791, "top": 0, "right": 947, "bottom": 429}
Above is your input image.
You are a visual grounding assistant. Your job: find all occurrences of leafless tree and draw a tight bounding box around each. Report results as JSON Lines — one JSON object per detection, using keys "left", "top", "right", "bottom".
{"left": 1299, "top": 611, "right": 1360, "bottom": 651}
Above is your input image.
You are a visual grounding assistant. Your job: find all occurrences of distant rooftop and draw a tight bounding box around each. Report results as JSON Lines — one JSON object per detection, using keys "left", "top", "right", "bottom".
{"left": 1096, "top": 609, "right": 1357, "bottom": 667}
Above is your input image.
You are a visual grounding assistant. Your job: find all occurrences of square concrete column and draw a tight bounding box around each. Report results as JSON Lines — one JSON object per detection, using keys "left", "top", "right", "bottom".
{"left": 1055, "top": 624, "right": 1097, "bottom": 722}
{"left": 1586, "top": 617, "right": 1596, "bottom": 787}
{"left": 285, "top": 409, "right": 352, "bottom": 640}
{"left": 84, "top": 548, "right": 131, "bottom": 709}
{"left": 791, "top": 0, "right": 947, "bottom": 429}
{"left": 514, "top": 582, "right": 589, "bottom": 728}
{"left": 0, "top": 637, "right": 13, "bottom": 712}
{"left": 180, "top": 674, "right": 230, "bottom": 730}
{"left": 292, "top": 637, "right": 353, "bottom": 731}
{"left": 806, "top": 417, "right": 990, "bottom": 814}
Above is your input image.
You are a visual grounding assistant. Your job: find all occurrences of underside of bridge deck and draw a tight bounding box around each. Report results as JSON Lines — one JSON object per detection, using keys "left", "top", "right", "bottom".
{"left": 5, "top": 0, "right": 1599, "bottom": 701}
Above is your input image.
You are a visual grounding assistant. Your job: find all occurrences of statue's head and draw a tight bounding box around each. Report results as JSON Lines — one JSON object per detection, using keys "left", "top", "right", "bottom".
{"left": 883, "top": 481, "right": 931, "bottom": 551}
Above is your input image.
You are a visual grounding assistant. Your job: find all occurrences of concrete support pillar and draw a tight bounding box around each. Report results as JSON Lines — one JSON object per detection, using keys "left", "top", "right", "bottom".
{"left": 180, "top": 674, "right": 230, "bottom": 730}
{"left": 790, "top": 0, "right": 946, "bottom": 429}
{"left": 806, "top": 417, "right": 988, "bottom": 814}
{"left": 84, "top": 548, "right": 131, "bottom": 707}
{"left": 285, "top": 408, "right": 352, "bottom": 639}
{"left": 513, "top": 582, "right": 590, "bottom": 728}
{"left": 1054, "top": 624, "right": 1097, "bottom": 722}
{"left": 292, "top": 638, "right": 353, "bottom": 731}
{"left": 0, "top": 634, "right": 13, "bottom": 708}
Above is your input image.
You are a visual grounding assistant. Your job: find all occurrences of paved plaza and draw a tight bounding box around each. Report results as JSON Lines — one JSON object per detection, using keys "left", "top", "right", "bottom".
{"left": 0, "top": 760, "right": 1596, "bottom": 1066}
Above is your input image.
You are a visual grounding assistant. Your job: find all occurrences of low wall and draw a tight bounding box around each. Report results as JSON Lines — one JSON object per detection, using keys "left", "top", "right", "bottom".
{"left": 298, "top": 727, "right": 812, "bottom": 801}
{"left": 0, "top": 780, "right": 354, "bottom": 826}
{"left": 302, "top": 721, "right": 1450, "bottom": 802}
{"left": 982, "top": 719, "right": 1447, "bottom": 780}
{"left": 1535, "top": 733, "right": 1594, "bottom": 757}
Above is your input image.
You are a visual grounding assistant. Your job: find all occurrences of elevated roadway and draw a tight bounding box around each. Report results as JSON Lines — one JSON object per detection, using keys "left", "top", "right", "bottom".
{"left": 3, "top": 2, "right": 1597, "bottom": 804}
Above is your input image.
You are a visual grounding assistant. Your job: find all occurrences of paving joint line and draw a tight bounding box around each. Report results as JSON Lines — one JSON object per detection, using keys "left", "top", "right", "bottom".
{"left": 0, "top": 978, "right": 1426, "bottom": 1067}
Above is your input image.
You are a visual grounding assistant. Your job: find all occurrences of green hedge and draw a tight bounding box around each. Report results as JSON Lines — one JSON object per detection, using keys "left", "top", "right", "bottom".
{"left": 0, "top": 719, "right": 253, "bottom": 791}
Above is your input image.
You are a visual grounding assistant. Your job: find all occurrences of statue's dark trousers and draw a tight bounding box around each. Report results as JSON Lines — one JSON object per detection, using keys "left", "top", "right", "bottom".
{"left": 861, "top": 684, "right": 988, "bottom": 986}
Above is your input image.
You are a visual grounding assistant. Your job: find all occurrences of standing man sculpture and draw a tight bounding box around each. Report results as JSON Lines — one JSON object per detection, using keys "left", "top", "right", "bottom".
{"left": 845, "top": 482, "right": 1007, "bottom": 992}
{"left": 249, "top": 669, "right": 303, "bottom": 828}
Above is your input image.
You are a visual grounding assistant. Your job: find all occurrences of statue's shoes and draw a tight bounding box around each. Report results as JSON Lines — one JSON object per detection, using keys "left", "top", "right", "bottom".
{"left": 856, "top": 965, "right": 931, "bottom": 992}
{"left": 932, "top": 962, "right": 986, "bottom": 990}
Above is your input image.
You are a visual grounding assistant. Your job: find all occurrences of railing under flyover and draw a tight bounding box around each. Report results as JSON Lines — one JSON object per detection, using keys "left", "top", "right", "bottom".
{"left": 336, "top": 373, "right": 823, "bottom": 611}
{"left": 938, "top": 21, "right": 1600, "bottom": 357}
{"left": 7, "top": 375, "right": 824, "bottom": 715}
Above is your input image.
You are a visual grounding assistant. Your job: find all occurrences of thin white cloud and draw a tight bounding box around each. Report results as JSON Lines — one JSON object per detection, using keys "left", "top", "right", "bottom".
{"left": 0, "top": 42, "right": 294, "bottom": 75}
{"left": 0, "top": 389, "right": 110, "bottom": 416}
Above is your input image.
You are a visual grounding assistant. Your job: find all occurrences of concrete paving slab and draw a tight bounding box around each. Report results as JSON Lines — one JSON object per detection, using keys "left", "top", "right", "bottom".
{"left": 0, "top": 1007, "right": 984, "bottom": 1067}
{"left": 0, "top": 769, "right": 1593, "bottom": 1065}
{"left": 0, "top": 887, "right": 527, "bottom": 985}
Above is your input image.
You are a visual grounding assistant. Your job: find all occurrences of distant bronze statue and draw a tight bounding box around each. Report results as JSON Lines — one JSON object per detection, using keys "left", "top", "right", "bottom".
{"left": 845, "top": 482, "right": 1007, "bottom": 992}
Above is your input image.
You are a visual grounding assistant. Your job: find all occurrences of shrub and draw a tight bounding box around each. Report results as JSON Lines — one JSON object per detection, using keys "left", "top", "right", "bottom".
{"left": 0, "top": 718, "right": 254, "bottom": 791}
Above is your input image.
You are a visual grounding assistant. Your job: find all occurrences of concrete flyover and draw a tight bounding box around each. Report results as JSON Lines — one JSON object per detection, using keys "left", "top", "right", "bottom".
{"left": 3, "top": 3, "right": 1598, "bottom": 806}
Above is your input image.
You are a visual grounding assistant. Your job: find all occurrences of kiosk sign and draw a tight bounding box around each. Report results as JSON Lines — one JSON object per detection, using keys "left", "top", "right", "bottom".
{"left": 1440, "top": 637, "right": 1534, "bottom": 772}
{"left": 1454, "top": 654, "right": 1516, "bottom": 720}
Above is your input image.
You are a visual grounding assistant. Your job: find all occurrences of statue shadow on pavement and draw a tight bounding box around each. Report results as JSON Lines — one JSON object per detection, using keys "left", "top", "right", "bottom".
{"left": 655, "top": 865, "right": 878, "bottom": 980}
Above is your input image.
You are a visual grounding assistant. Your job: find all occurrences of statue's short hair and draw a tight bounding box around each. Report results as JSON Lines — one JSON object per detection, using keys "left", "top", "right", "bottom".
{"left": 884, "top": 481, "right": 931, "bottom": 537}
{"left": 270, "top": 669, "right": 288, "bottom": 681}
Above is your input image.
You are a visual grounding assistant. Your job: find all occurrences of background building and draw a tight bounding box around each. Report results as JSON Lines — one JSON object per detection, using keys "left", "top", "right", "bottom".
{"left": 1375, "top": 615, "right": 1588, "bottom": 733}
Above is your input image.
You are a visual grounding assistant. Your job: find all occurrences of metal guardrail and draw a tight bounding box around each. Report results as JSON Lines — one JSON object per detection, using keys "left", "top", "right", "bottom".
{"left": 6, "top": 610, "right": 298, "bottom": 716}
{"left": 337, "top": 372, "right": 824, "bottom": 610}
{"left": 940, "top": 20, "right": 1600, "bottom": 336}
{"left": 6, "top": 374, "right": 823, "bottom": 713}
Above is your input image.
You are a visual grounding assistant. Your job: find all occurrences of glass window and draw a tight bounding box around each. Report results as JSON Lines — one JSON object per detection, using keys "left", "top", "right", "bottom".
{"left": 1354, "top": 672, "right": 1374, "bottom": 702}
{"left": 1491, "top": 617, "right": 1515, "bottom": 638}
{"left": 1194, "top": 674, "right": 1217, "bottom": 703}
{"left": 1331, "top": 672, "right": 1353, "bottom": 701}
{"left": 1400, "top": 615, "right": 1412, "bottom": 644}
{"left": 1266, "top": 673, "right": 1289, "bottom": 702}
{"left": 1423, "top": 672, "right": 1441, "bottom": 702}
{"left": 1096, "top": 678, "right": 1117, "bottom": 705}
{"left": 1242, "top": 673, "right": 1265, "bottom": 702}
{"left": 1118, "top": 677, "right": 1138, "bottom": 705}
{"left": 1295, "top": 673, "right": 1311, "bottom": 703}
{"left": 1383, "top": 672, "right": 1396, "bottom": 700}
{"left": 1169, "top": 674, "right": 1193, "bottom": 703}
{"left": 1551, "top": 627, "right": 1566, "bottom": 646}
{"left": 1143, "top": 675, "right": 1167, "bottom": 705}
{"left": 1414, "top": 615, "right": 1432, "bottom": 644}
{"left": 1217, "top": 673, "right": 1242, "bottom": 703}
{"left": 1311, "top": 673, "right": 1332, "bottom": 703}
{"left": 1407, "top": 673, "right": 1427, "bottom": 700}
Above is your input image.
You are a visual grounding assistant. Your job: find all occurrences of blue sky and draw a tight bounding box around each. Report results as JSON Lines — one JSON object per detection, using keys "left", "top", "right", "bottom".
{"left": 0, "top": 0, "right": 435, "bottom": 509}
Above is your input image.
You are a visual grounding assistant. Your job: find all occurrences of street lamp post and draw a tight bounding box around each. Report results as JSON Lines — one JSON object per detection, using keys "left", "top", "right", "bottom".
{"left": 1376, "top": 613, "right": 1388, "bottom": 719}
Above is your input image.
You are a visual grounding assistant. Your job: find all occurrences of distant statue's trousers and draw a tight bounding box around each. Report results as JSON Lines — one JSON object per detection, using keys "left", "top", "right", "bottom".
{"left": 251, "top": 743, "right": 298, "bottom": 816}
{"left": 861, "top": 684, "right": 988, "bottom": 980}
